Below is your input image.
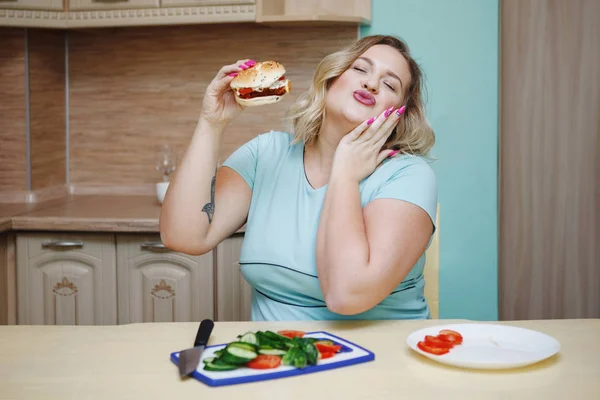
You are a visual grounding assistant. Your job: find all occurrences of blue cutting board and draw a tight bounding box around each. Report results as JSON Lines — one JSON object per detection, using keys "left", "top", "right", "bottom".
{"left": 170, "top": 331, "right": 375, "bottom": 387}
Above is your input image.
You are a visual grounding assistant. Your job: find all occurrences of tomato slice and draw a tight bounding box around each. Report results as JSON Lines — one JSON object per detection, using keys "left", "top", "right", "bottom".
{"left": 438, "top": 330, "right": 463, "bottom": 345}
{"left": 238, "top": 88, "right": 253, "bottom": 96}
{"left": 417, "top": 341, "right": 450, "bottom": 355}
{"left": 315, "top": 343, "right": 342, "bottom": 353}
{"left": 277, "top": 330, "right": 306, "bottom": 339}
{"left": 424, "top": 335, "right": 454, "bottom": 349}
{"left": 246, "top": 355, "right": 282, "bottom": 369}
{"left": 319, "top": 351, "right": 335, "bottom": 360}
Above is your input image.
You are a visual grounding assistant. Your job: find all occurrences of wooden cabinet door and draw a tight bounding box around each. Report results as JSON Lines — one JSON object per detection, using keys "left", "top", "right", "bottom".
{"left": 0, "top": 233, "right": 16, "bottom": 325}
{"left": 159, "top": 0, "right": 252, "bottom": 9}
{"left": 16, "top": 233, "right": 117, "bottom": 325}
{"left": 215, "top": 233, "right": 251, "bottom": 321}
{"left": 0, "top": 0, "right": 63, "bottom": 10}
{"left": 68, "top": 0, "right": 158, "bottom": 11}
{"left": 116, "top": 234, "right": 214, "bottom": 324}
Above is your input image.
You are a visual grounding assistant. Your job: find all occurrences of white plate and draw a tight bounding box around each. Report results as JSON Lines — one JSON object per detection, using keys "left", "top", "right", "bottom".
{"left": 406, "top": 323, "right": 560, "bottom": 370}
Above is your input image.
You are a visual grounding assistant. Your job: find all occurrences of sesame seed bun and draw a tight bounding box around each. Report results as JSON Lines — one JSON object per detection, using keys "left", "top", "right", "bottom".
{"left": 230, "top": 61, "right": 286, "bottom": 90}
{"left": 230, "top": 61, "right": 291, "bottom": 107}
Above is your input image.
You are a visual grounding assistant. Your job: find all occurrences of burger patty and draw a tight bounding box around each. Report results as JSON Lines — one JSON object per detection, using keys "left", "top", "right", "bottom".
{"left": 239, "top": 86, "right": 288, "bottom": 99}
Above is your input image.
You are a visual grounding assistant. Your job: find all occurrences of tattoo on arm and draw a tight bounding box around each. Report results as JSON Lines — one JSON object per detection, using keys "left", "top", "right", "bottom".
{"left": 202, "top": 175, "right": 216, "bottom": 223}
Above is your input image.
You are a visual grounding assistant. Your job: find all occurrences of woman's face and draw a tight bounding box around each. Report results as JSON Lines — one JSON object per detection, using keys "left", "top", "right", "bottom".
{"left": 326, "top": 44, "right": 411, "bottom": 127}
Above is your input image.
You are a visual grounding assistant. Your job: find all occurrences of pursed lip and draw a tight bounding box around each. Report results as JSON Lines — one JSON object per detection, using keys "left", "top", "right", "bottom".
{"left": 353, "top": 90, "right": 376, "bottom": 106}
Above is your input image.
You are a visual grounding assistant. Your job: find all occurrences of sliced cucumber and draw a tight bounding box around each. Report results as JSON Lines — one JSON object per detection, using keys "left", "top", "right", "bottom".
{"left": 203, "top": 361, "right": 239, "bottom": 371}
{"left": 228, "top": 341, "right": 257, "bottom": 352}
{"left": 220, "top": 344, "right": 258, "bottom": 365}
{"left": 238, "top": 332, "right": 259, "bottom": 346}
{"left": 258, "top": 348, "right": 287, "bottom": 356}
{"left": 202, "top": 357, "right": 215, "bottom": 364}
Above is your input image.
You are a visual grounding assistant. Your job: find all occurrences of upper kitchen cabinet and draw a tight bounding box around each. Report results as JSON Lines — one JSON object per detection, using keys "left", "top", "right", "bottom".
{"left": 160, "top": 0, "right": 251, "bottom": 9}
{"left": 68, "top": 0, "right": 158, "bottom": 11}
{"left": 1, "top": 0, "right": 256, "bottom": 28}
{"left": 16, "top": 233, "right": 117, "bottom": 326}
{"left": 65, "top": 0, "right": 255, "bottom": 28}
{"left": 116, "top": 234, "right": 214, "bottom": 324}
{"left": 1, "top": 0, "right": 370, "bottom": 28}
{"left": 256, "top": 0, "right": 371, "bottom": 25}
{"left": 0, "top": 0, "right": 63, "bottom": 10}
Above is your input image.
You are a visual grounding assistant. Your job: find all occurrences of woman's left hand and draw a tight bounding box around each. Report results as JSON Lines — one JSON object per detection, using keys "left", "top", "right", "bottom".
{"left": 331, "top": 106, "right": 406, "bottom": 183}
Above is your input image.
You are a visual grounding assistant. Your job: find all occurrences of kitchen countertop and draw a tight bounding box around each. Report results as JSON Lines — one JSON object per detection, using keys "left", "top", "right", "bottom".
{"left": 11, "top": 195, "right": 163, "bottom": 233}
{"left": 1, "top": 194, "right": 246, "bottom": 234}
{"left": 0, "top": 198, "right": 68, "bottom": 232}
{"left": 0, "top": 319, "right": 598, "bottom": 399}
{"left": 1, "top": 195, "right": 162, "bottom": 233}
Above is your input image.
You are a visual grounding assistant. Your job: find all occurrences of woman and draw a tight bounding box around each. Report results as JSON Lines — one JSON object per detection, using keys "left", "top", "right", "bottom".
{"left": 160, "top": 35, "right": 437, "bottom": 321}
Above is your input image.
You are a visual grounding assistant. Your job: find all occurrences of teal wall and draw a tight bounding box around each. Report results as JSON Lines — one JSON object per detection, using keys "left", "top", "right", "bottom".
{"left": 361, "top": 0, "right": 499, "bottom": 320}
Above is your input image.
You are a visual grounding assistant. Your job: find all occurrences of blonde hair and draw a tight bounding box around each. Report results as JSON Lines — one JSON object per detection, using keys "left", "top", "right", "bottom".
{"left": 287, "top": 35, "right": 435, "bottom": 156}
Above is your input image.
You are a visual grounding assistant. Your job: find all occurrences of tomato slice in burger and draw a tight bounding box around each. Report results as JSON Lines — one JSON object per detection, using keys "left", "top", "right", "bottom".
{"left": 417, "top": 341, "right": 450, "bottom": 355}
{"left": 238, "top": 88, "right": 253, "bottom": 96}
{"left": 424, "top": 335, "right": 455, "bottom": 349}
{"left": 247, "top": 355, "right": 282, "bottom": 369}
{"left": 437, "top": 330, "right": 463, "bottom": 345}
{"left": 277, "top": 330, "right": 305, "bottom": 339}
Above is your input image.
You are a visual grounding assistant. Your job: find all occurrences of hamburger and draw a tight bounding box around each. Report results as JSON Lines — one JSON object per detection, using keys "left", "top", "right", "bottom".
{"left": 230, "top": 61, "right": 291, "bottom": 107}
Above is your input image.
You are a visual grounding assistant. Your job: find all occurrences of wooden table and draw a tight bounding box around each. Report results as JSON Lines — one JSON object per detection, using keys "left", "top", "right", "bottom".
{"left": 1, "top": 319, "right": 599, "bottom": 399}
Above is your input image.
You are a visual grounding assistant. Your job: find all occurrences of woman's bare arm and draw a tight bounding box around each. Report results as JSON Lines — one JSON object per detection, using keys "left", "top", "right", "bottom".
{"left": 159, "top": 59, "right": 254, "bottom": 255}
{"left": 159, "top": 119, "right": 251, "bottom": 255}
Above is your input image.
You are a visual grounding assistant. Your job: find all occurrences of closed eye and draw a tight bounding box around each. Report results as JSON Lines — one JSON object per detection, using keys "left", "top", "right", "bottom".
{"left": 353, "top": 66, "right": 366, "bottom": 72}
{"left": 384, "top": 82, "right": 396, "bottom": 91}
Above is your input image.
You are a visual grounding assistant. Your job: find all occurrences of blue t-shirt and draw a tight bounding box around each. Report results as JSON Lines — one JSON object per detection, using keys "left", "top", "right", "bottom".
{"left": 222, "top": 131, "right": 438, "bottom": 321}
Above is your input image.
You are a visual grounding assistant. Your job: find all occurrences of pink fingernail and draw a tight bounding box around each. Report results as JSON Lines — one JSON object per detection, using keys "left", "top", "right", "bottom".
{"left": 245, "top": 60, "right": 256, "bottom": 66}
{"left": 239, "top": 64, "right": 248, "bottom": 70}
{"left": 388, "top": 150, "right": 398, "bottom": 158}
{"left": 228, "top": 72, "right": 238, "bottom": 77}
{"left": 366, "top": 117, "right": 376, "bottom": 125}
{"left": 396, "top": 106, "right": 406, "bottom": 116}
{"left": 384, "top": 106, "right": 394, "bottom": 118}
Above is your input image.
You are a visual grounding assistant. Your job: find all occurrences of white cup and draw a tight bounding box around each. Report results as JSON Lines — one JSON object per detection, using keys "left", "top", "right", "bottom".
{"left": 156, "top": 181, "right": 170, "bottom": 204}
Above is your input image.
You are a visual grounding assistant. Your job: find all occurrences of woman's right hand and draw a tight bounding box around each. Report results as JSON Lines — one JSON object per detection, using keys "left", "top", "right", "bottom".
{"left": 200, "top": 59, "right": 256, "bottom": 129}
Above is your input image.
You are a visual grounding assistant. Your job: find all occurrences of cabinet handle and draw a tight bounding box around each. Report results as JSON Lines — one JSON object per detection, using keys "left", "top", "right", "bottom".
{"left": 140, "top": 242, "right": 168, "bottom": 251}
{"left": 41, "top": 240, "right": 84, "bottom": 249}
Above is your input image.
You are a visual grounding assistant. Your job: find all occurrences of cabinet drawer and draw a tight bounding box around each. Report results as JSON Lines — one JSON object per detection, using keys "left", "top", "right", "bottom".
{"left": 0, "top": 0, "right": 63, "bottom": 10}
{"left": 160, "top": 0, "right": 253, "bottom": 9}
{"left": 68, "top": 0, "right": 158, "bottom": 11}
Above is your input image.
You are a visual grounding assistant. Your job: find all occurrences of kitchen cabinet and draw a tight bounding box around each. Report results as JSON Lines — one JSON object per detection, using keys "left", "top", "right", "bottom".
{"left": 0, "top": 0, "right": 63, "bottom": 10}
{"left": 160, "top": 0, "right": 252, "bottom": 9}
{"left": 116, "top": 233, "right": 214, "bottom": 323}
{"left": 12, "top": 230, "right": 248, "bottom": 325}
{"left": 256, "top": 0, "right": 371, "bottom": 25}
{"left": 16, "top": 233, "right": 117, "bottom": 325}
{"left": 215, "top": 233, "right": 251, "bottom": 321}
{"left": 68, "top": 0, "right": 158, "bottom": 11}
{"left": 0, "top": 233, "right": 16, "bottom": 325}
{"left": 1, "top": 0, "right": 369, "bottom": 28}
